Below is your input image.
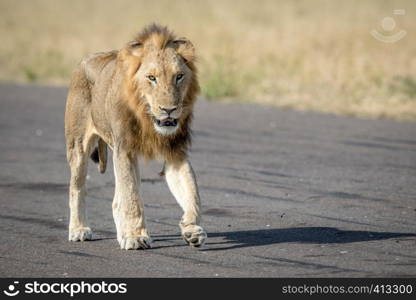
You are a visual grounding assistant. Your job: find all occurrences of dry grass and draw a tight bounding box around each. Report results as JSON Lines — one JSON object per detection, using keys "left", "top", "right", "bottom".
{"left": 1, "top": 0, "right": 415, "bottom": 120}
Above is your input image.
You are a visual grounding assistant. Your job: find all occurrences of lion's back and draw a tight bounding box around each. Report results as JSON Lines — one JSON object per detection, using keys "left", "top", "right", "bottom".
{"left": 81, "top": 50, "right": 118, "bottom": 85}
{"left": 65, "top": 50, "right": 118, "bottom": 139}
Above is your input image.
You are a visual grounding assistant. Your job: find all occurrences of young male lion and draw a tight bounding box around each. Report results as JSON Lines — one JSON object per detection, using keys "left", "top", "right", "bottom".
{"left": 64, "top": 24, "right": 207, "bottom": 250}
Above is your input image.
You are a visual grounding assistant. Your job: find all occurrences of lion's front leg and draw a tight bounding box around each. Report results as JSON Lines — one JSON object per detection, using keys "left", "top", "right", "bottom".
{"left": 165, "top": 160, "right": 207, "bottom": 247}
{"left": 112, "top": 147, "right": 151, "bottom": 250}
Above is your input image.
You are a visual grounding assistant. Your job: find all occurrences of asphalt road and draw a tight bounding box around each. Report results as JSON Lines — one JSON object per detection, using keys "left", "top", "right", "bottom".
{"left": 0, "top": 83, "right": 415, "bottom": 277}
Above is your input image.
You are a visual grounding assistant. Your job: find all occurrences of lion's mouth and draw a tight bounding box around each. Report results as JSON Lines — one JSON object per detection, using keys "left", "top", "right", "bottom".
{"left": 155, "top": 117, "right": 178, "bottom": 127}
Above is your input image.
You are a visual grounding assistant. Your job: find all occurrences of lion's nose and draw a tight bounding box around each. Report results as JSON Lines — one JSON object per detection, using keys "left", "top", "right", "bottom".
{"left": 159, "top": 106, "right": 177, "bottom": 115}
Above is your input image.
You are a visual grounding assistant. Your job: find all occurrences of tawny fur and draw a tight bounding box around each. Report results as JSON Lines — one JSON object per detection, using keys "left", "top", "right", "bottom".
{"left": 65, "top": 24, "right": 206, "bottom": 249}
{"left": 117, "top": 25, "right": 199, "bottom": 163}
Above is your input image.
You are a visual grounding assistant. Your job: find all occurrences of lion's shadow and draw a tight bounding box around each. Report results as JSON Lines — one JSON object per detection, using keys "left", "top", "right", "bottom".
{"left": 196, "top": 227, "right": 416, "bottom": 251}
{"left": 90, "top": 226, "right": 415, "bottom": 250}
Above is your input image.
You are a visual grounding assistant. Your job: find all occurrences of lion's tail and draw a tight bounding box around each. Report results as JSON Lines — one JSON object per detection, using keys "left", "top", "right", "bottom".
{"left": 90, "top": 138, "right": 107, "bottom": 174}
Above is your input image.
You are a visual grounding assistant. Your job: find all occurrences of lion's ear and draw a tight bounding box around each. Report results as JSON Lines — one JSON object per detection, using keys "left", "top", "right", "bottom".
{"left": 119, "top": 41, "right": 143, "bottom": 77}
{"left": 126, "top": 40, "right": 143, "bottom": 57}
{"left": 170, "top": 39, "right": 195, "bottom": 63}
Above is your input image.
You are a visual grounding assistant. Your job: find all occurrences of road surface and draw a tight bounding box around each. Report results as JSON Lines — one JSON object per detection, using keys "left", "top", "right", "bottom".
{"left": 0, "top": 83, "right": 415, "bottom": 277}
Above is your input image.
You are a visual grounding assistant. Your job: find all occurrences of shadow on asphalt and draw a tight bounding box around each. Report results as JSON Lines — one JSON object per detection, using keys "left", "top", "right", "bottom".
{"left": 202, "top": 227, "right": 416, "bottom": 251}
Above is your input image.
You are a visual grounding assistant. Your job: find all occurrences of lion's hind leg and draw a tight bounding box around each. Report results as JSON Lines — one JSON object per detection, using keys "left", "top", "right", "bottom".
{"left": 67, "top": 135, "right": 95, "bottom": 241}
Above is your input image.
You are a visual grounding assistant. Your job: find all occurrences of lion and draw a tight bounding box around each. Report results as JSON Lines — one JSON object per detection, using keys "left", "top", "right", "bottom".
{"left": 64, "top": 24, "right": 207, "bottom": 250}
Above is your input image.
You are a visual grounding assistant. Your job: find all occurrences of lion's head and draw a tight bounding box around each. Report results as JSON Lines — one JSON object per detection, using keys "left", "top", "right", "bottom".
{"left": 120, "top": 24, "right": 199, "bottom": 136}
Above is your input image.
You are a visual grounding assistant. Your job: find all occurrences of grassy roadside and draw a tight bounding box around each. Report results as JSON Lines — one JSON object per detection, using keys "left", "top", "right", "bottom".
{"left": 0, "top": 0, "right": 415, "bottom": 120}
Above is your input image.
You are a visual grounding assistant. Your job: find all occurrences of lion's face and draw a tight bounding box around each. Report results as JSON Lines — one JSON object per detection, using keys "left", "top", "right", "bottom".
{"left": 135, "top": 48, "right": 192, "bottom": 135}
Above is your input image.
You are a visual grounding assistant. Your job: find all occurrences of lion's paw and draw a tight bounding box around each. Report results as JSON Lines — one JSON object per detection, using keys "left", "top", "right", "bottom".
{"left": 69, "top": 227, "right": 93, "bottom": 242}
{"left": 119, "top": 236, "right": 152, "bottom": 250}
{"left": 182, "top": 225, "right": 207, "bottom": 248}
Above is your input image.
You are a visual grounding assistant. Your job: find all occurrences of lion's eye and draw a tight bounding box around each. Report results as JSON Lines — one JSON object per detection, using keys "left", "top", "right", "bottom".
{"left": 176, "top": 73, "right": 184, "bottom": 83}
{"left": 147, "top": 75, "right": 157, "bottom": 83}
